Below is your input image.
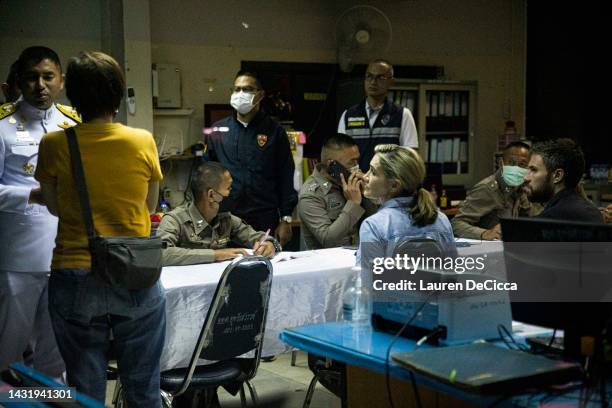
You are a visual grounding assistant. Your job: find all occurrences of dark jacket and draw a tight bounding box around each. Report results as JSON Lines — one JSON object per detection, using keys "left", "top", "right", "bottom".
{"left": 539, "top": 189, "right": 603, "bottom": 223}
{"left": 342, "top": 99, "right": 403, "bottom": 170}
{"left": 207, "top": 111, "right": 297, "bottom": 218}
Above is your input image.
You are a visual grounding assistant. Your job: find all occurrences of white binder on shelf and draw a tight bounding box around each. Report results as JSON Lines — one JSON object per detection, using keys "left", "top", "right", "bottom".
{"left": 452, "top": 137, "right": 461, "bottom": 162}
{"left": 430, "top": 138, "right": 438, "bottom": 162}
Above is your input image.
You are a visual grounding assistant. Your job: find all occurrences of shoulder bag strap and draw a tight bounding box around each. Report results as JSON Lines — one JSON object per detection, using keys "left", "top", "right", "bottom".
{"left": 65, "top": 127, "right": 97, "bottom": 240}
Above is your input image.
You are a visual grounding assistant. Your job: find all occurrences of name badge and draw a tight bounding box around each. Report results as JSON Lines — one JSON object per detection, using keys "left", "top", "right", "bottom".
{"left": 347, "top": 117, "right": 366, "bottom": 127}
{"left": 11, "top": 143, "right": 38, "bottom": 156}
{"left": 15, "top": 130, "right": 34, "bottom": 142}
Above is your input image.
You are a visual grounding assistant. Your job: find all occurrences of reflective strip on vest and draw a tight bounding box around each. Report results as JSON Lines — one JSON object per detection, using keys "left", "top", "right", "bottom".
{"left": 345, "top": 127, "right": 401, "bottom": 139}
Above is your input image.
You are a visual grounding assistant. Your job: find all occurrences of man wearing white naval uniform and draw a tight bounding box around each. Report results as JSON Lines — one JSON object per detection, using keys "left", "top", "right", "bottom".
{"left": 0, "top": 47, "right": 80, "bottom": 377}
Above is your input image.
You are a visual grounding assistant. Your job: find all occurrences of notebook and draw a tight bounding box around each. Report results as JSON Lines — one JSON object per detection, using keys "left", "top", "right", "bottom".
{"left": 392, "top": 342, "right": 582, "bottom": 394}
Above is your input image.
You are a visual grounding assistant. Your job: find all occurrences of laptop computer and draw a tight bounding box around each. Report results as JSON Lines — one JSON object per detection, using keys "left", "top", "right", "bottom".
{"left": 392, "top": 342, "right": 581, "bottom": 394}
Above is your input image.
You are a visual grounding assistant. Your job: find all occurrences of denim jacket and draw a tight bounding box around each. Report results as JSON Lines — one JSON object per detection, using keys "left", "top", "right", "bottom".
{"left": 356, "top": 196, "right": 455, "bottom": 264}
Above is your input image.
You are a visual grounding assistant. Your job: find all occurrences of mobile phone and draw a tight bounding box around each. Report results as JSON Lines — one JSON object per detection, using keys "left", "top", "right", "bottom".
{"left": 328, "top": 160, "right": 351, "bottom": 182}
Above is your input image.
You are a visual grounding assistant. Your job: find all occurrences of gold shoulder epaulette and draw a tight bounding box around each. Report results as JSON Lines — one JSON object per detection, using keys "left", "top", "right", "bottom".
{"left": 0, "top": 102, "right": 16, "bottom": 121}
{"left": 55, "top": 103, "right": 82, "bottom": 123}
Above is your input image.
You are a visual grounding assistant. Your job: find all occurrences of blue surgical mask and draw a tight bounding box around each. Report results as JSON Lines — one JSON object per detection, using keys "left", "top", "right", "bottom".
{"left": 502, "top": 165, "right": 528, "bottom": 187}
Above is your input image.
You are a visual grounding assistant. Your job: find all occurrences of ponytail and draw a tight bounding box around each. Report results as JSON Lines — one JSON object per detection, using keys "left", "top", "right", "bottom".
{"left": 410, "top": 187, "right": 438, "bottom": 227}
{"left": 374, "top": 144, "right": 438, "bottom": 226}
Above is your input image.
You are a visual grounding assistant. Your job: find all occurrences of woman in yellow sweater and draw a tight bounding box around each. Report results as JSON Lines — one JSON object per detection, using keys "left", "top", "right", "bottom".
{"left": 35, "top": 51, "right": 164, "bottom": 407}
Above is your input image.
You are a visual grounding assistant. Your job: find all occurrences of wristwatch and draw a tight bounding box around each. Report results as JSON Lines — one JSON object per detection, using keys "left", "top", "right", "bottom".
{"left": 281, "top": 215, "right": 293, "bottom": 224}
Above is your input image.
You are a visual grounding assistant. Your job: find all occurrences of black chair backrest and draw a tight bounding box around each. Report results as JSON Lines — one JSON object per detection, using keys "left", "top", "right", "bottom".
{"left": 195, "top": 256, "right": 273, "bottom": 361}
{"left": 172, "top": 256, "right": 273, "bottom": 397}
{"left": 393, "top": 237, "right": 444, "bottom": 259}
{"left": 184, "top": 256, "right": 272, "bottom": 368}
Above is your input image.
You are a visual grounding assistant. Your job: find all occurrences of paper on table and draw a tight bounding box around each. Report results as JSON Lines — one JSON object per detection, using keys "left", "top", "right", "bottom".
{"left": 272, "top": 251, "right": 315, "bottom": 264}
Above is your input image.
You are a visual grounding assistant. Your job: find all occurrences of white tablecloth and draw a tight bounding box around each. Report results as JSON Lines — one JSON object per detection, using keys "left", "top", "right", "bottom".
{"left": 159, "top": 247, "right": 357, "bottom": 370}
{"left": 159, "top": 241, "right": 503, "bottom": 370}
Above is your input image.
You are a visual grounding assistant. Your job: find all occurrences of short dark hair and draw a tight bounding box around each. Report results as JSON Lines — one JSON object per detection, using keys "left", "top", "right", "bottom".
{"left": 234, "top": 70, "right": 262, "bottom": 90}
{"left": 323, "top": 133, "right": 357, "bottom": 150}
{"left": 5, "top": 60, "right": 19, "bottom": 87}
{"left": 531, "top": 138, "right": 585, "bottom": 189}
{"left": 191, "top": 161, "right": 229, "bottom": 199}
{"left": 65, "top": 51, "right": 125, "bottom": 121}
{"left": 503, "top": 141, "right": 530, "bottom": 151}
{"left": 16, "top": 46, "right": 61, "bottom": 77}
{"left": 321, "top": 133, "right": 357, "bottom": 162}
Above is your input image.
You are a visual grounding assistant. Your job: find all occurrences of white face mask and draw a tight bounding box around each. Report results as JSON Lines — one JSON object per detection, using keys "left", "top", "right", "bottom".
{"left": 230, "top": 91, "right": 257, "bottom": 115}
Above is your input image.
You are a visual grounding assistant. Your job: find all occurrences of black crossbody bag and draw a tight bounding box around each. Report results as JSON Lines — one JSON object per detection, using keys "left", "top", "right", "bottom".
{"left": 65, "top": 127, "right": 162, "bottom": 289}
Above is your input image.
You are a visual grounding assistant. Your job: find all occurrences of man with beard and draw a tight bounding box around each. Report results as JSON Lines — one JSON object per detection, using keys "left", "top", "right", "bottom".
{"left": 524, "top": 138, "right": 603, "bottom": 223}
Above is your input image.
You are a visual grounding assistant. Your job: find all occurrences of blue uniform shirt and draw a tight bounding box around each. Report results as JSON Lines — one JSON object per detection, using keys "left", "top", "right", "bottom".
{"left": 0, "top": 99, "right": 79, "bottom": 272}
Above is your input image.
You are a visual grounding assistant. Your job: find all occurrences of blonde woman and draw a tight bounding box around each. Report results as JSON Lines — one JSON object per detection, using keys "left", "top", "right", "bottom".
{"left": 357, "top": 144, "right": 454, "bottom": 263}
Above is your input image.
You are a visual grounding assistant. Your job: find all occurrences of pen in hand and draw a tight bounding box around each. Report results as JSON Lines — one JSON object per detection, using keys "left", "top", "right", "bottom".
{"left": 255, "top": 228, "right": 271, "bottom": 255}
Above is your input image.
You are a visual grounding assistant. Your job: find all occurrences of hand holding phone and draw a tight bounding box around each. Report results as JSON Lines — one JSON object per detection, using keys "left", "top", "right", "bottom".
{"left": 328, "top": 160, "right": 351, "bottom": 182}
{"left": 340, "top": 171, "right": 363, "bottom": 205}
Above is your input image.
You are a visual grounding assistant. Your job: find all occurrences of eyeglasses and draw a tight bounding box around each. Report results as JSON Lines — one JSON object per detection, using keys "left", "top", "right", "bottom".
{"left": 232, "top": 86, "right": 259, "bottom": 93}
{"left": 365, "top": 73, "right": 392, "bottom": 83}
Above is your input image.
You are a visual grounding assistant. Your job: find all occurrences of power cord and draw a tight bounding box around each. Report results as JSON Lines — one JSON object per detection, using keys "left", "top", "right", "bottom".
{"left": 547, "top": 329, "right": 557, "bottom": 348}
{"left": 416, "top": 326, "right": 445, "bottom": 347}
{"left": 497, "top": 324, "right": 529, "bottom": 352}
{"left": 384, "top": 290, "right": 438, "bottom": 408}
{"left": 177, "top": 156, "right": 199, "bottom": 206}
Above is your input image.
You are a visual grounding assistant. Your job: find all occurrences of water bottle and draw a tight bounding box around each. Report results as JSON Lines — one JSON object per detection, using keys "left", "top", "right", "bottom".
{"left": 343, "top": 275, "right": 371, "bottom": 325}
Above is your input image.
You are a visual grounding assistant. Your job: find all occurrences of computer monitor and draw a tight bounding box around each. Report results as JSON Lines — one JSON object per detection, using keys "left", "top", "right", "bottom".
{"left": 500, "top": 217, "right": 612, "bottom": 356}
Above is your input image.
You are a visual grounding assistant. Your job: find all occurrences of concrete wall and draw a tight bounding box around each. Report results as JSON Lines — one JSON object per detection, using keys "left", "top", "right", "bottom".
{"left": 1, "top": 0, "right": 526, "bottom": 187}
{"left": 149, "top": 0, "right": 526, "bottom": 186}
{"left": 0, "top": 0, "right": 103, "bottom": 105}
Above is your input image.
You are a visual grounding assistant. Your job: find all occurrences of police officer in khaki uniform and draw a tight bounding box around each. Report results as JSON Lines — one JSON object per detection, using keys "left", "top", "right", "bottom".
{"left": 157, "top": 161, "right": 281, "bottom": 266}
{"left": 452, "top": 141, "right": 542, "bottom": 240}
{"left": 299, "top": 134, "right": 375, "bottom": 249}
